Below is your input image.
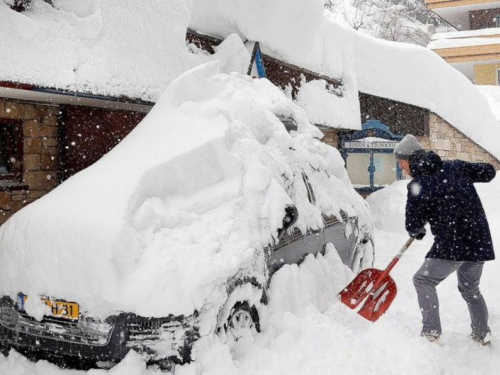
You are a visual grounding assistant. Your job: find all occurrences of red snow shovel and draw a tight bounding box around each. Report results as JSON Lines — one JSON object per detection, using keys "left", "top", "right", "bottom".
{"left": 338, "top": 237, "right": 415, "bottom": 322}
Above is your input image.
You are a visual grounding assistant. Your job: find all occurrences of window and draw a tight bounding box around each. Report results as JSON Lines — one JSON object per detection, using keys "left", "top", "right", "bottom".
{"left": 494, "top": 16, "right": 500, "bottom": 28}
{"left": 497, "top": 68, "right": 500, "bottom": 86}
{"left": 0, "top": 119, "right": 23, "bottom": 181}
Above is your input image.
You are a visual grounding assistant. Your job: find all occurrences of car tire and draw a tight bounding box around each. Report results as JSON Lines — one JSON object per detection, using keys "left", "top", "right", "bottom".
{"left": 219, "top": 301, "right": 260, "bottom": 353}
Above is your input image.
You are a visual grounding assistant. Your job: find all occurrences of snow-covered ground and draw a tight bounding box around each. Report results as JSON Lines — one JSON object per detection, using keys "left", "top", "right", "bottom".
{"left": 2, "top": 177, "right": 499, "bottom": 375}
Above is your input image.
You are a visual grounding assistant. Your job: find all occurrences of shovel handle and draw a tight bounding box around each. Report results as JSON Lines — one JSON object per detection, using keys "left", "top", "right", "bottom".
{"left": 372, "top": 237, "right": 415, "bottom": 291}
{"left": 395, "top": 237, "right": 416, "bottom": 259}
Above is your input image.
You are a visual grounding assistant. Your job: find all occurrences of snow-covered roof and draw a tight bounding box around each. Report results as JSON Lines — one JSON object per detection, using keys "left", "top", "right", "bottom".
{"left": 0, "top": 0, "right": 250, "bottom": 102}
{"left": 189, "top": 0, "right": 500, "bottom": 160}
{"left": 428, "top": 37, "right": 500, "bottom": 49}
{"left": 2, "top": 0, "right": 500, "bottom": 158}
{"left": 431, "top": 28, "right": 500, "bottom": 40}
{"left": 0, "top": 0, "right": 360, "bottom": 130}
{"left": 477, "top": 85, "right": 500, "bottom": 121}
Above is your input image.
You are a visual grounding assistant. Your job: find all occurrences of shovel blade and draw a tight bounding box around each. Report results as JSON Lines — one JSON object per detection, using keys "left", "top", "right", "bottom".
{"left": 338, "top": 268, "right": 385, "bottom": 309}
{"left": 358, "top": 276, "right": 397, "bottom": 322}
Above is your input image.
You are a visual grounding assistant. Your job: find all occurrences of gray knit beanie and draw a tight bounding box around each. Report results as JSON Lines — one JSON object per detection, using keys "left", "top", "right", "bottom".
{"left": 394, "top": 134, "right": 424, "bottom": 160}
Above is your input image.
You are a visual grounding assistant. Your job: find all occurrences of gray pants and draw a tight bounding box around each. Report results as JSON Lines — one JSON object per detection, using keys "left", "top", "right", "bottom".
{"left": 413, "top": 258, "right": 490, "bottom": 338}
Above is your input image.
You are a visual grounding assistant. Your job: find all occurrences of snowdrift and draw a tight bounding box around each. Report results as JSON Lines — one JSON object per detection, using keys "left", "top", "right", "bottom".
{"left": 0, "top": 63, "right": 371, "bottom": 319}
{"left": 366, "top": 180, "right": 410, "bottom": 234}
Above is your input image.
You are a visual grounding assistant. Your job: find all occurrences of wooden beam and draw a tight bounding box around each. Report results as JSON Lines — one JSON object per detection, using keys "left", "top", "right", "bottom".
{"left": 433, "top": 43, "right": 500, "bottom": 62}
{"left": 426, "top": 0, "right": 500, "bottom": 10}
{"left": 440, "top": 53, "right": 500, "bottom": 62}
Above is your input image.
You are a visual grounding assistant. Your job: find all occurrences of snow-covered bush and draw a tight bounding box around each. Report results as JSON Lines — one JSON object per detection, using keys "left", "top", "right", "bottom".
{"left": 325, "top": 0, "right": 450, "bottom": 46}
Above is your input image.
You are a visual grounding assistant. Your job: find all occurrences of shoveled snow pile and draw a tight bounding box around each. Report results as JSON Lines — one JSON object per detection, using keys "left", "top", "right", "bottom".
{"left": 365, "top": 179, "right": 409, "bottom": 233}
{"left": 0, "top": 62, "right": 371, "bottom": 321}
{"left": 189, "top": 0, "right": 500, "bottom": 160}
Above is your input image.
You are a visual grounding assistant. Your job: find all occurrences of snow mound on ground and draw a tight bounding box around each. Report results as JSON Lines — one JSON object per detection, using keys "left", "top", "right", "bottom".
{"left": 189, "top": 0, "right": 500, "bottom": 159}
{"left": 366, "top": 180, "right": 409, "bottom": 233}
{"left": 0, "top": 349, "right": 153, "bottom": 375}
{"left": 181, "top": 243, "right": 354, "bottom": 374}
{"left": 367, "top": 176, "right": 500, "bottom": 235}
{"left": 0, "top": 62, "right": 371, "bottom": 319}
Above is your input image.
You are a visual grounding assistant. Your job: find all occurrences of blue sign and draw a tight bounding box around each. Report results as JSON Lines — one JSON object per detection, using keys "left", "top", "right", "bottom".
{"left": 340, "top": 120, "right": 404, "bottom": 194}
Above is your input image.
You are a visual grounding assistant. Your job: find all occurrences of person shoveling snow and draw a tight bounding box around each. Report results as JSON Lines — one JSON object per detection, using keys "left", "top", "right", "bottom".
{"left": 395, "top": 134, "right": 496, "bottom": 346}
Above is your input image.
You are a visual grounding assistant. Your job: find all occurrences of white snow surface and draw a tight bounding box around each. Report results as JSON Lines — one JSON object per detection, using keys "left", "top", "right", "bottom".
{"left": 295, "top": 76, "right": 361, "bottom": 130}
{"left": 189, "top": 0, "right": 500, "bottom": 159}
{"left": 432, "top": 28, "right": 500, "bottom": 40}
{"left": 2, "top": 179, "right": 500, "bottom": 374}
{"left": 0, "top": 62, "right": 371, "bottom": 319}
{"left": 428, "top": 37, "right": 500, "bottom": 49}
{"left": 477, "top": 85, "right": 500, "bottom": 121}
{"left": 0, "top": 0, "right": 250, "bottom": 102}
{"left": 366, "top": 179, "right": 410, "bottom": 233}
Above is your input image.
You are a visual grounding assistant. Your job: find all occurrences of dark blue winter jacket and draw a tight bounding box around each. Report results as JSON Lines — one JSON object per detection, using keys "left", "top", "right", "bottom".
{"left": 405, "top": 151, "right": 496, "bottom": 262}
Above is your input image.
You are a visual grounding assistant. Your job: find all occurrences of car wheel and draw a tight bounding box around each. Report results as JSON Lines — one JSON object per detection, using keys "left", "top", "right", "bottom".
{"left": 220, "top": 301, "right": 260, "bottom": 354}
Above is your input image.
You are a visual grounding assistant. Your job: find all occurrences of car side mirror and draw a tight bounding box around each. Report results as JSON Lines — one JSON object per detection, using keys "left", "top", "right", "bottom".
{"left": 277, "top": 204, "right": 299, "bottom": 239}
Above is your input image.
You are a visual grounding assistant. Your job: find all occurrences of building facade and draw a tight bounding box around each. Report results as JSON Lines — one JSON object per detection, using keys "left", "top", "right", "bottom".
{"left": 426, "top": 0, "right": 500, "bottom": 84}
{"left": 0, "top": 83, "right": 149, "bottom": 225}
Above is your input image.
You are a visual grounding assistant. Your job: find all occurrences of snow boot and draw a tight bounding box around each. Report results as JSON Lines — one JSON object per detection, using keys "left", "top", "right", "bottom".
{"left": 471, "top": 332, "right": 492, "bottom": 347}
{"left": 421, "top": 333, "right": 443, "bottom": 346}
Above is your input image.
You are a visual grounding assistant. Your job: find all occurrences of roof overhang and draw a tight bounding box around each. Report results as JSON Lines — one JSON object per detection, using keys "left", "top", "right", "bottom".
{"left": 433, "top": 43, "right": 500, "bottom": 62}
{"left": 426, "top": 0, "right": 500, "bottom": 30}
{"left": 0, "top": 82, "right": 153, "bottom": 113}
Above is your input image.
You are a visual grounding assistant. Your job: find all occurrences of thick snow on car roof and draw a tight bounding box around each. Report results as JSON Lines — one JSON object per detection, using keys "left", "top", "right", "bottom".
{"left": 0, "top": 62, "right": 372, "bottom": 319}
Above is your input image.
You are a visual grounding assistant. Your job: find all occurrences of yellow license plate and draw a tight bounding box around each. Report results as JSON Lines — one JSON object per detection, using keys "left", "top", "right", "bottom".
{"left": 22, "top": 295, "right": 79, "bottom": 321}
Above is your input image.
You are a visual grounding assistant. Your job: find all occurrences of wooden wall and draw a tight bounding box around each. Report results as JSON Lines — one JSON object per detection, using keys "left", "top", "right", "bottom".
{"left": 470, "top": 8, "right": 500, "bottom": 30}
{"left": 59, "top": 106, "right": 146, "bottom": 182}
{"left": 474, "top": 63, "right": 500, "bottom": 84}
{"left": 359, "top": 93, "right": 429, "bottom": 136}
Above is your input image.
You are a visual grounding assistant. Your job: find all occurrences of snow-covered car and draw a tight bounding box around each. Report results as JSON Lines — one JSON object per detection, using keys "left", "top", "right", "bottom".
{"left": 0, "top": 63, "right": 373, "bottom": 370}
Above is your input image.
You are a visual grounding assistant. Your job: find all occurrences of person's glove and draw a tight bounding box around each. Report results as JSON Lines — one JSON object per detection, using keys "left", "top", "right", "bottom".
{"left": 409, "top": 227, "right": 426, "bottom": 240}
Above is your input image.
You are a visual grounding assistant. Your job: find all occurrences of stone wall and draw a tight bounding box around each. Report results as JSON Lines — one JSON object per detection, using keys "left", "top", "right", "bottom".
{"left": 321, "top": 128, "right": 340, "bottom": 149}
{"left": 0, "top": 99, "right": 60, "bottom": 225}
{"left": 417, "top": 113, "right": 500, "bottom": 170}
